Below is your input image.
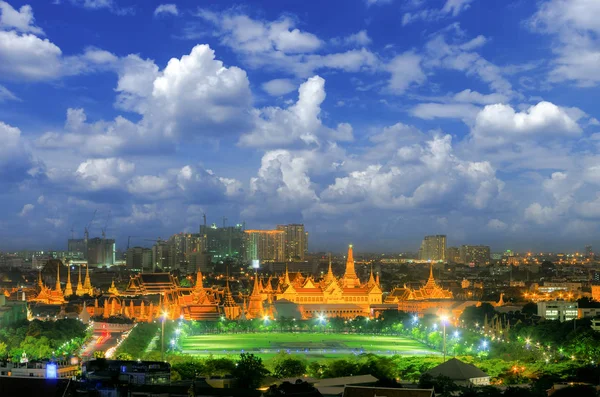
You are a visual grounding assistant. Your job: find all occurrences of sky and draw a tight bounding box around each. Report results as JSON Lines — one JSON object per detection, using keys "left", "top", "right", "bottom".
{"left": 0, "top": 0, "right": 599, "bottom": 253}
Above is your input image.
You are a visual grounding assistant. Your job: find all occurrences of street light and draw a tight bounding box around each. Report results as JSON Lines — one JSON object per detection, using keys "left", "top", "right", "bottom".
{"left": 440, "top": 315, "right": 449, "bottom": 362}
{"left": 161, "top": 311, "right": 168, "bottom": 361}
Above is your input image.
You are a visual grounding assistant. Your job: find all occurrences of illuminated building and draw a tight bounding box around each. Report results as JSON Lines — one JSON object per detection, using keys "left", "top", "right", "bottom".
{"left": 459, "top": 245, "right": 491, "bottom": 266}
{"left": 86, "top": 237, "right": 115, "bottom": 267}
{"left": 126, "top": 247, "right": 152, "bottom": 271}
{"left": 244, "top": 229, "right": 285, "bottom": 262}
{"left": 419, "top": 235, "right": 446, "bottom": 261}
{"left": 537, "top": 301, "right": 578, "bottom": 322}
{"left": 276, "top": 224, "right": 308, "bottom": 261}
{"left": 446, "top": 247, "right": 460, "bottom": 263}
{"left": 199, "top": 223, "right": 245, "bottom": 263}
{"left": 30, "top": 266, "right": 65, "bottom": 305}
{"left": 269, "top": 245, "right": 383, "bottom": 319}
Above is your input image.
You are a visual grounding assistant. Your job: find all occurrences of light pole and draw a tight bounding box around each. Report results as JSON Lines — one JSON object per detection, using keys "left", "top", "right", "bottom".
{"left": 161, "top": 312, "right": 168, "bottom": 361}
{"left": 440, "top": 315, "right": 448, "bottom": 362}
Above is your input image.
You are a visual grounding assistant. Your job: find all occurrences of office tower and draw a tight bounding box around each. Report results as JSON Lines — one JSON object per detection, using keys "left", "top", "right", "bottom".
{"left": 67, "top": 239, "right": 87, "bottom": 257}
{"left": 244, "top": 229, "right": 285, "bottom": 262}
{"left": 446, "top": 247, "right": 460, "bottom": 263}
{"left": 459, "top": 245, "right": 491, "bottom": 265}
{"left": 152, "top": 240, "right": 172, "bottom": 271}
{"left": 86, "top": 237, "right": 115, "bottom": 266}
{"left": 419, "top": 235, "right": 447, "bottom": 261}
{"left": 276, "top": 224, "right": 308, "bottom": 261}
{"left": 126, "top": 247, "right": 152, "bottom": 272}
{"left": 199, "top": 223, "right": 244, "bottom": 264}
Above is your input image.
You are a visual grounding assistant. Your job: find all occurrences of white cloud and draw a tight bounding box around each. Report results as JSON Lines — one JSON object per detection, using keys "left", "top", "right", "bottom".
{"left": 402, "top": 0, "right": 475, "bottom": 25}
{"left": 332, "top": 30, "right": 372, "bottom": 47}
{"left": 411, "top": 103, "right": 480, "bottom": 121}
{"left": 487, "top": 218, "right": 507, "bottom": 231}
{"left": 66, "top": 0, "right": 133, "bottom": 15}
{"left": 385, "top": 51, "right": 426, "bottom": 94}
{"left": 529, "top": 0, "right": 600, "bottom": 86}
{"left": 75, "top": 158, "right": 135, "bottom": 190}
{"left": 0, "top": 1, "right": 44, "bottom": 34}
{"left": 261, "top": 78, "right": 296, "bottom": 96}
{"left": 241, "top": 76, "right": 353, "bottom": 148}
{"left": 18, "top": 203, "right": 34, "bottom": 217}
{"left": 471, "top": 101, "right": 582, "bottom": 147}
{"left": 452, "top": 89, "right": 508, "bottom": 105}
{"left": 0, "top": 31, "right": 62, "bottom": 80}
{"left": 0, "top": 84, "right": 18, "bottom": 101}
{"left": 197, "top": 10, "right": 378, "bottom": 77}
{"left": 154, "top": 4, "right": 178, "bottom": 17}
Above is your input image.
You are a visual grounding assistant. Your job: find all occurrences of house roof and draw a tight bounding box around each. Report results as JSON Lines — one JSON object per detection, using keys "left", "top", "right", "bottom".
{"left": 342, "top": 386, "right": 435, "bottom": 397}
{"left": 315, "top": 375, "right": 378, "bottom": 388}
{"left": 425, "top": 358, "right": 489, "bottom": 380}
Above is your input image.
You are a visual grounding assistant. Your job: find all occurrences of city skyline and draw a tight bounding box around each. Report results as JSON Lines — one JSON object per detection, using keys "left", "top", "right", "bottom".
{"left": 0, "top": 0, "right": 599, "bottom": 252}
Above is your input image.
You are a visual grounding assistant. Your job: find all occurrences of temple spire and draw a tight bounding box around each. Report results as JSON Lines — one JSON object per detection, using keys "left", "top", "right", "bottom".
{"left": 55, "top": 263, "right": 61, "bottom": 292}
{"left": 64, "top": 266, "right": 74, "bottom": 297}
{"left": 342, "top": 244, "right": 360, "bottom": 288}
{"left": 251, "top": 273, "right": 261, "bottom": 297}
{"left": 429, "top": 262, "right": 434, "bottom": 281}
{"left": 194, "top": 271, "right": 203, "bottom": 291}
{"left": 284, "top": 264, "right": 291, "bottom": 285}
{"left": 83, "top": 265, "right": 92, "bottom": 291}
{"left": 76, "top": 265, "right": 84, "bottom": 296}
{"left": 367, "top": 265, "right": 376, "bottom": 287}
{"left": 326, "top": 253, "right": 334, "bottom": 279}
{"left": 38, "top": 268, "right": 43, "bottom": 288}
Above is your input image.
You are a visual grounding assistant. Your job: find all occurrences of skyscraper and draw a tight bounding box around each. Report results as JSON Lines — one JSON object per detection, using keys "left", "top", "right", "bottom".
{"left": 419, "top": 235, "right": 447, "bottom": 261}
{"left": 459, "top": 245, "right": 491, "bottom": 265}
{"left": 199, "top": 223, "right": 244, "bottom": 263}
{"left": 276, "top": 224, "right": 308, "bottom": 261}
{"left": 126, "top": 247, "right": 152, "bottom": 271}
{"left": 244, "top": 229, "right": 285, "bottom": 262}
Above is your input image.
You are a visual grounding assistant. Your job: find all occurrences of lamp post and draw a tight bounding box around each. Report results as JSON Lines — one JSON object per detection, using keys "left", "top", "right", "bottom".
{"left": 161, "top": 312, "right": 168, "bottom": 361}
{"left": 440, "top": 315, "right": 448, "bottom": 362}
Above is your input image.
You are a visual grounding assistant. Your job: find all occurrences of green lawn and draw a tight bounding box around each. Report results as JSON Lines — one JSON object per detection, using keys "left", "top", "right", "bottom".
{"left": 181, "top": 333, "right": 437, "bottom": 361}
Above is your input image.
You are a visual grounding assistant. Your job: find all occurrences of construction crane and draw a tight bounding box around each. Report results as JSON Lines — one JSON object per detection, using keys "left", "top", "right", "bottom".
{"left": 202, "top": 213, "right": 207, "bottom": 227}
{"left": 84, "top": 209, "right": 97, "bottom": 243}
{"left": 101, "top": 210, "right": 111, "bottom": 266}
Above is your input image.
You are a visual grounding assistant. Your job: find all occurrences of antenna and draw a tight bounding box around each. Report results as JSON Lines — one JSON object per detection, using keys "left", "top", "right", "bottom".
{"left": 203, "top": 213, "right": 207, "bottom": 227}
{"left": 222, "top": 216, "right": 227, "bottom": 228}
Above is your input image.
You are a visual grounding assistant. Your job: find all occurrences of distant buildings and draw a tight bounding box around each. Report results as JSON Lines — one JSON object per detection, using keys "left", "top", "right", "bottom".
{"left": 126, "top": 247, "right": 152, "bottom": 271}
{"left": 277, "top": 224, "right": 308, "bottom": 261}
{"left": 537, "top": 300, "right": 578, "bottom": 322}
{"left": 244, "top": 229, "right": 285, "bottom": 262}
{"left": 67, "top": 237, "right": 115, "bottom": 267}
{"left": 446, "top": 247, "right": 460, "bottom": 263}
{"left": 459, "top": 245, "right": 491, "bottom": 266}
{"left": 199, "top": 223, "right": 245, "bottom": 264}
{"left": 419, "top": 235, "right": 446, "bottom": 261}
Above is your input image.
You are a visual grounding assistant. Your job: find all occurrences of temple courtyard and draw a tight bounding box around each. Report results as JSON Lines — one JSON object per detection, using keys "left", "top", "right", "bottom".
{"left": 180, "top": 333, "right": 437, "bottom": 360}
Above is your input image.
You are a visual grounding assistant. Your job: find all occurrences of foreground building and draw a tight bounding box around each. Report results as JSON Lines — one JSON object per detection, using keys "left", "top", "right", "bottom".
{"left": 425, "top": 358, "right": 490, "bottom": 386}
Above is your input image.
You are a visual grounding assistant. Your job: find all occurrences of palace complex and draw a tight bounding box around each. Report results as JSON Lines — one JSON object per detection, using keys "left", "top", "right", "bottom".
{"left": 21, "top": 244, "right": 481, "bottom": 322}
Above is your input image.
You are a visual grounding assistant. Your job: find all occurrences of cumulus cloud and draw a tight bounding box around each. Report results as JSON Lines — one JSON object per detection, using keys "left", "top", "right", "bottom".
{"left": 0, "top": 1, "right": 43, "bottom": 34}
{"left": 0, "top": 121, "right": 40, "bottom": 186}
{"left": 197, "top": 10, "right": 377, "bottom": 77}
{"left": 402, "top": 0, "right": 475, "bottom": 25}
{"left": 75, "top": 158, "right": 135, "bottom": 191}
{"left": 471, "top": 101, "right": 582, "bottom": 147}
{"left": 241, "top": 76, "right": 353, "bottom": 147}
{"left": 154, "top": 4, "right": 178, "bottom": 17}
{"left": 529, "top": 0, "right": 600, "bottom": 86}
{"left": 411, "top": 103, "right": 480, "bottom": 121}
{"left": 487, "top": 218, "right": 507, "bottom": 231}
{"left": 385, "top": 51, "right": 426, "bottom": 94}
{"left": 332, "top": 30, "right": 372, "bottom": 47}
{"left": 18, "top": 203, "right": 34, "bottom": 217}
{"left": 261, "top": 78, "right": 296, "bottom": 96}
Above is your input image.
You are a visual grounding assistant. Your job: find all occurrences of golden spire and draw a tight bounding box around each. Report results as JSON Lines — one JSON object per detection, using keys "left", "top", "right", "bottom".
{"left": 83, "top": 265, "right": 92, "bottom": 290}
{"left": 194, "top": 271, "right": 203, "bottom": 291}
{"left": 342, "top": 244, "right": 360, "bottom": 288}
{"left": 284, "top": 264, "right": 291, "bottom": 285}
{"left": 76, "top": 265, "right": 84, "bottom": 296}
{"left": 251, "top": 273, "right": 261, "bottom": 297}
{"left": 429, "top": 262, "right": 434, "bottom": 281}
{"left": 367, "top": 265, "right": 376, "bottom": 287}
{"left": 325, "top": 252, "right": 335, "bottom": 281}
{"left": 55, "top": 263, "right": 61, "bottom": 292}
{"left": 64, "top": 266, "right": 74, "bottom": 297}
{"left": 38, "top": 268, "right": 43, "bottom": 288}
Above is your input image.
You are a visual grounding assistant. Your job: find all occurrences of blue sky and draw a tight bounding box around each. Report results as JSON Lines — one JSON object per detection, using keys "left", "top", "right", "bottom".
{"left": 0, "top": 0, "right": 599, "bottom": 253}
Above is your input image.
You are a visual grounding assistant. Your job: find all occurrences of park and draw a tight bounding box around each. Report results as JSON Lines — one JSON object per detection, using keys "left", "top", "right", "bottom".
{"left": 180, "top": 333, "right": 437, "bottom": 361}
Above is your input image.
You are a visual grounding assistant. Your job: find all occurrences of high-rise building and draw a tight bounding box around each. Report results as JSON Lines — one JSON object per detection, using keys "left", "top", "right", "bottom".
{"left": 67, "top": 239, "right": 87, "bottom": 257}
{"left": 199, "top": 224, "right": 245, "bottom": 264}
{"left": 152, "top": 240, "right": 172, "bottom": 271}
{"left": 167, "top": 233, "right": 203, "bottom": 270}
{"left": 126, "top": 247, "right": 152, "bottom": 272}
{"left": 276, "top": 224, "right": 308, "bottom": 261}
{"left": 446, "top": 247, "right": 460, "bottom": 263}
{"left": 244, "top": 230, "right": 285, "bottom": 262}
{"left": 585, "top": 245, "right": 593, "bottom": 258}
{"left": 86, "top": 237, "right": 115, "bottom": 267}
{"left": 459, "top": 245, "right": 491, "bottom": 265}
{"left": 419, "top": 235, "right": 447, "bottom": 261}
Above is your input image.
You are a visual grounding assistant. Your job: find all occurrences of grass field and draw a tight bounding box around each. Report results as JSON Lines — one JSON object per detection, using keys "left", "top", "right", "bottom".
{"left": 180, "top": 333, "right": 437, "bottom": 361}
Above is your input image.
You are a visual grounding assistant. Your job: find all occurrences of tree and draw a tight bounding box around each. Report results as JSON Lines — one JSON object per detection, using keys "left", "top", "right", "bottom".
{"left": 0, "top": 342, "right": 7, "bottom": 358}
{"left": 521, "top": 302, "right": 538, "bottom": 316}
{"left": 94, "top": 350, "right": 106, "bottom": 359}
{"left": 115, "top": 352, "right": 133, "bottom": 360}
{"left": 232, "top": 353, "right": 269, "bottom": 389}
{"left": 418, "top": 374, "right": 459, "bottom": 397}
{"left": 273, "top": 357, "right": 307, "bottom": 378}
